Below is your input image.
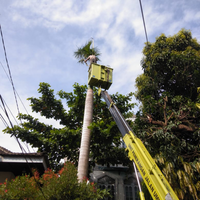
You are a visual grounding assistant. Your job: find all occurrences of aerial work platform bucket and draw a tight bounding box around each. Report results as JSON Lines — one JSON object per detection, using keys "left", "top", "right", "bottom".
{"left": 88, "top": 63, "right": 113, "bottom": 90}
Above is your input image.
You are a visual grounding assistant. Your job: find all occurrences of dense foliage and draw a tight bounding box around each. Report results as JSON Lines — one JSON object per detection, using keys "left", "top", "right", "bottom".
{"left": 134, "top": 29, "right": 200, "bottom": 199}
{"left": 0, "top": 162, "right": 109, "bottom": 200}
{"left": 4, "top": 83, "right": 135, "bottom": 171}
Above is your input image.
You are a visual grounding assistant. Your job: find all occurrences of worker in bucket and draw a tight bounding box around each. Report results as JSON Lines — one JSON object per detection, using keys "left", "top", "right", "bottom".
{"left": 84, "top": 55, "right": 97, "bottom": 66}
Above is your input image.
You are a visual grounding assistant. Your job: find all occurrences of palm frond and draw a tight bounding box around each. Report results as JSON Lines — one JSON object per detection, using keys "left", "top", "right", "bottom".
{"left": 74, "top": 40, "right": 101, "bottom": 64}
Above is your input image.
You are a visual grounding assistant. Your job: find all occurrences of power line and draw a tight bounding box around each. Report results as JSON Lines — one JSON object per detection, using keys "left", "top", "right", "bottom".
{"left": 0, "top": 26, "right": 33, "bottom": 153}
{"left": 138, "top": 0, "right": 149, "bottom": 44}
{"left": 0, "top": 59, "right": 31, "bottom": 152}
{"left": 0, "top": 94, "right": 33, "bottom": 153}
{"left": 0, "top": 25, "right": 47, "bottom": 199}
{"left": 0, "top": 95, "right": 26, "bottom": 153}
{"left": 0, "top": 25, "right": 22, "bottom": 121}
{"left": 0, "top": 113, "right": 9, "bottom": 127}
{"left": 0, "top": 61, "right": 29, "bottom": 115}
{"left": 0, "top": 95, "right": 47, "bottom": 199}
{"left": 0, "top": 98, "right": 19, "bottom": 125}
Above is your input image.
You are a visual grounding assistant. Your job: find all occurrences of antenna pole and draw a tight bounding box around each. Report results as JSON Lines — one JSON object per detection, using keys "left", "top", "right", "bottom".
{"left": 91, "top": 37, "right": 94, "bottom": 49}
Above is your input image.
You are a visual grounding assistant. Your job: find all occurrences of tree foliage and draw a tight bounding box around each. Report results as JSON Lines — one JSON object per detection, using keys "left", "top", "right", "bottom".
{"left": 134, "top": 29, "right": 200, "bottom": 199}
{"left": 4, "top": 82, "right": 135, "bottom": 171}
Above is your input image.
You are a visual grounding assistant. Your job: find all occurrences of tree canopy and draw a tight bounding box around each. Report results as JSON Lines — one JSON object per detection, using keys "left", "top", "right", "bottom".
{"left": 4, "top": 82, "right": 135, "bottom": 171}
{"left": 134, "top": 29, "right": 200, "bottom": 199}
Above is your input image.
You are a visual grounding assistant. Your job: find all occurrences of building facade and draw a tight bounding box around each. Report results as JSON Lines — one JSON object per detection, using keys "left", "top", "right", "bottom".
{"left": 90, "top": 164, "right": 141, "bottom": 200}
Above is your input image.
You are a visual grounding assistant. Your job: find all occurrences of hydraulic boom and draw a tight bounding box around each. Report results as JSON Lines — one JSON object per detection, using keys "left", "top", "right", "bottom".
{"left": 101, "top": 91, "right": 179, "bottom": 200}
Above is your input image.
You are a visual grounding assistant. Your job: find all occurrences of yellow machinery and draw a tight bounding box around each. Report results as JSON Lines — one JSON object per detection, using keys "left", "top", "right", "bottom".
{"left": 88, "top": 63, "right": 113, "bottom": 90}
{"left": 88, "top": 64, "right": 179, "bottom": 200}
{"left": 101, "top": 91, "right": 179, "bottom": 200}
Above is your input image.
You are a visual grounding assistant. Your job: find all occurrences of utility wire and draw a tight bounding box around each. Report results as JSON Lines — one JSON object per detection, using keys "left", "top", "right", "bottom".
{"left": 0, "top": 113, "right": 9, "bottom": 127}
{"left": 138, "top": 0, "right": 149, "bottom": 44}
{"left": 0, "top": 95, "right": 30, "bottom": 153}
{"left": 0, "top": 95, "right": 26, "bottom": 153}
{"left": 0, "top": 26, "right": 47, "bottom": 199}
{"left": 0, "top": 25, "right": 32, "bottom": 153}
{"left": 0, "top": 26, "right": 39, "bottom": 154}
{"left": 0, "top": 59, "right": 32, "bottom": 152}
{"left": 0, "top": 61, "right": 32, "bottom": 152}
{"left": 0, "top": 96, "right": 32, "bottom": 153}
{"left": 0, "top": 96, "right": 34, "bottom": 161}
{"left": 0, "top": 25, "right": 22, "bottom": 121}
{"left": 0, "top": 61, "right": 29, "bottom": 115}
{"left": 0, "top": 95, "right": 47, "bottom": 200}
{"left": 0, "top": 99, "right": 19, "bottom": 125}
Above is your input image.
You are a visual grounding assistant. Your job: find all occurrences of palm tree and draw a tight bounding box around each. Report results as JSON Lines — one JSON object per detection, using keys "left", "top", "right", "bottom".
{"left": 74, "top": 40, "right": 101, "bottom": 64}
{"left": 74, "top": 40, "right": 101, "bottom": 181}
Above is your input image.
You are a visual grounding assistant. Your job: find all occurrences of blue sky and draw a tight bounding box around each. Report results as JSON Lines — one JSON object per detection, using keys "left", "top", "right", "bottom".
{"left": 0, "top": 0, "right": 200, "bottom": 152}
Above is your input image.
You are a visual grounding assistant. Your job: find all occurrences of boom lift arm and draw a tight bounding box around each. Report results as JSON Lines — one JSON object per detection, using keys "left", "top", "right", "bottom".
{"left": 101, "top": 91, "right": 179, "bottom": 200}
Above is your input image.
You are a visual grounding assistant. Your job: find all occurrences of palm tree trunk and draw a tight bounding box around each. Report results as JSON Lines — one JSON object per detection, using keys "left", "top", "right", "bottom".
{"left": 77, "top": 88, "right": 93, "bottom": 181}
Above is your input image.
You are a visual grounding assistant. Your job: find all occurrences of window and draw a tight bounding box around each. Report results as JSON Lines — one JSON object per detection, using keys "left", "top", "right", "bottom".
{"left": 98, "top": 175, "right": 115, "bottom": 200}
{"left": 124, "top": 177, "right": 139, "bottom": 200}
{"left": 125, "top": 185, "right": 133, "bottom": 200}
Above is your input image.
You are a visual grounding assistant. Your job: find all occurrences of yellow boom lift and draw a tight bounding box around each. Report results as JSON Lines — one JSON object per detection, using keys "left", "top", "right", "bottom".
{"left": 88, "top": 63, "right": 179, "bottom": 200}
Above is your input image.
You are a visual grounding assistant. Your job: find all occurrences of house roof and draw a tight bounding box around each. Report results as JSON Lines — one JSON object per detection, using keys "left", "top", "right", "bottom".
{"left": 0, "top": 146, "right": 12, "bottom": 154}
{"left": 0, "top": 146, "right": 45, "bottom": 157}
{"left": 0, "top": 146, "right": 49, "bottom": 176}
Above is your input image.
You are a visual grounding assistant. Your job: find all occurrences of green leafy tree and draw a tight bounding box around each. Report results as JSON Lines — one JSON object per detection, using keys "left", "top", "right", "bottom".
{"left": 134, "top": 29, "right": 200, "bottom": 199}
{"left": 3, "top": 82, "right": 134, "bottom": 171}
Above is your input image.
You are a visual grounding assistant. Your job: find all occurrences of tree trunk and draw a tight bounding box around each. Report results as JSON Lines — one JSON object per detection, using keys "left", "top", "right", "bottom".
{"left": 77, "top": 88, "right": 93, "bottom": 181}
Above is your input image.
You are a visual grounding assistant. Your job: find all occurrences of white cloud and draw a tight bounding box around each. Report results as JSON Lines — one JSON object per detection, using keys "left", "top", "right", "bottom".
{"left": 11, "top": 0, "right": 119, "bottom": 30}
{"left": 184, "top": 10, "right": 200, "bottom": 22}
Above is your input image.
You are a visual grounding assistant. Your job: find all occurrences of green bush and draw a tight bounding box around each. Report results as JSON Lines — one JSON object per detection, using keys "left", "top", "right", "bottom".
{"left": 0, "top": 162, "right": 109, "bottom": 200}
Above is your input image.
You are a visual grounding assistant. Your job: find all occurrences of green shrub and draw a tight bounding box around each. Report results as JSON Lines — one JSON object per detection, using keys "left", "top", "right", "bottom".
{"left": 0, "top": 162, "right": 109, "bottom": 200}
